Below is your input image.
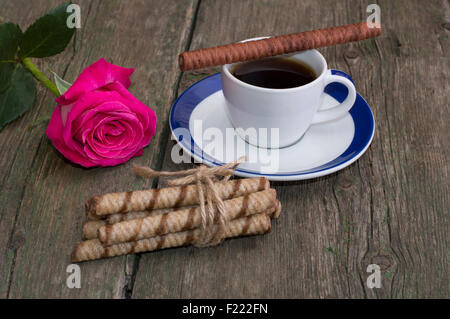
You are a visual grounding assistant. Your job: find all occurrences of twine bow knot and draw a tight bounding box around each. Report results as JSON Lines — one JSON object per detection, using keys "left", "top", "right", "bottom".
{"left": 132, "top": 157, "right": 246, "bottom": 246}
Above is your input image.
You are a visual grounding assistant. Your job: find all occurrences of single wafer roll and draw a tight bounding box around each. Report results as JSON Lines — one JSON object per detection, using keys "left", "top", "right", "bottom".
{"left": 272, "top": 200, "right": 282, "bottom": 219}
{"left": 98, "top": 189, "right": 276, "bottom": 245}
{"left": 86, "top": 177, "right": 269, "bottom": 217}
{"left": 179, "top": 22, "right": 381, "bottom": 71}
{"left": 83, "top": 216, "right": 163, "bottom": 240}
{"left": 81, "top": 212, "right": 159, "bottom": 239}
{"left": 106, "top": 208, "right": 176, "bottom": 224}
{"left": 82, "top": 220, "right": 106, "bottom": 240}
{"left": 84, "top": 208, "right": 178, "bottom": 239}
{"left": 82, "top": 200, "right": 281, "bottom": 240}
{"left": 72, "top": 213, "right": 271, "bottom": 262}
{"left": 108, "top": 201, "right": 281, "bottom": 223}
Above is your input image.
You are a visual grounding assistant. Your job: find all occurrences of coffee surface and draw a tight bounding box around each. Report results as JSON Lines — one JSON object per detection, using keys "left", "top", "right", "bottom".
{"left": 231, "top": 57, "right": 317, "bottom": 89}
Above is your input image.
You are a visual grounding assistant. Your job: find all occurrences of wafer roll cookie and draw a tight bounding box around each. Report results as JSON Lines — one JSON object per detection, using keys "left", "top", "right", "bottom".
{"left": 82, "top": 220, "right": 107, "bottom": 240}
{"left": 86, "top": 177, "right": 269, "bottom": 217}
{"left": 82, "top": 201, "right": 280, "bottom": 240}
{"left": 72, "top": 213, "right": 271, "bottom": 262}
{"left": 179, "top": 22, "right": 381, "bottom": 71}
{"left": 272, "top": 200, "right": 282, "bottom": 219}
{"left": 83, "top": 208, "right": 177, "bottom": 239}
{"left": 107, "top": 207, "right": 177, "bottom": 224}
{"left": 107, "top": 201, "right": 280, "bottom": 223}
{"left": 98, "top": 189, "right": 276, "bottom": 245}
{"left": 83, "top": 196, "right": 277, "bottom": 240}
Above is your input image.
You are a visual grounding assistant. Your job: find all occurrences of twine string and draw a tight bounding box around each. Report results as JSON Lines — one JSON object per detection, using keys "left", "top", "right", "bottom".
{"left": 132, "top": 157, "right": 246, "bottom": 246}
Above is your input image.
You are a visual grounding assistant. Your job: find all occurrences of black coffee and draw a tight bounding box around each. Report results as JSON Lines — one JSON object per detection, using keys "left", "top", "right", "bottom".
{"left": 231, "top": 57, "right": 317, "bottom": 89}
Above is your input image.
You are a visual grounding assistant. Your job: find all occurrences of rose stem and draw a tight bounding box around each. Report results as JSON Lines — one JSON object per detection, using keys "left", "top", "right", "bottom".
{"left": 21, "top": 58, "right": 60, "bottom": 97}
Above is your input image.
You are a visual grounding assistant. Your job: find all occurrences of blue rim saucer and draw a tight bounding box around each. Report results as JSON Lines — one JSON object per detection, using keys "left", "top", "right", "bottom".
{"left": 169, "top": 70, "right": 375, "bottom": 181}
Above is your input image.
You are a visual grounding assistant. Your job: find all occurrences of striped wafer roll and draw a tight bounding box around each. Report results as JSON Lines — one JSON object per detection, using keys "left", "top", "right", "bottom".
{"left": 86, "top": 177, "right": 269, "bottom": 218}
{"left": 83, "top": 208, "right": 178, "bottom": 239}
{"left": 82, "top": 220, "right": 107, "bottom": 240}
{"left": 72, "top": 213, "right": 271, "bottom": 262}
{"left": 106, "top": 201, "right": 281, "bottom": 223}
{"left": 272, "top": 200, "right": 282, "bottom": 219}
{"left": 179, "top": 22, "right": 381, "bottom": 71}
{"left": 82, "top": 200, "right": 281, "bottom": 240}
{"left": 106, "top": 207, "right": 176, "bottom": 224}
{"left": 98, "top": 189, "right": 276, "bottom": 246}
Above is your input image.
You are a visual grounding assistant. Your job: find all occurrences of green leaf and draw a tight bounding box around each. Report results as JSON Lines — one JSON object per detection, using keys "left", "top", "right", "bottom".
{"left": 0, "top": 23, "right": 22, "bottom": 93}
{"left": 0, "top": 64, "right": 36, "bottom": 131}
{"left": 52, "top": 71, "right": 72, "bottom": 95}
{"left": 19, "top": 2, "right": 75, "bottom": 58}
{"left": 0, "top": 63, "right": 15, "bottom": 93}
{"left": 0, "top": 23, "right": 22, "bottom": 60}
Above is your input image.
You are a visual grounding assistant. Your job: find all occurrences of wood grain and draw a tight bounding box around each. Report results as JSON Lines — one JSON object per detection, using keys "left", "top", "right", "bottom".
{"left": 131, "top": 0, "right": 449, "bottom": 298}
{"left": 0, "top": 0, "right": 448, "bottom": 298}
{"left": 0, "top": 0, "right": 196, "bottom": 298}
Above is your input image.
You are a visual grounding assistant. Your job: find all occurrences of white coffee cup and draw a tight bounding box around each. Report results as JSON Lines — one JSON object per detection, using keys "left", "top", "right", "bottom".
{"left": 221, "top": 41, "right": 357, "bottom": 149}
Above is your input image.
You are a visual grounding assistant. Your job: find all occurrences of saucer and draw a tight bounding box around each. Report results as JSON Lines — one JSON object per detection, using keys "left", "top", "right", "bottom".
{"left": 169, "top": 70, "right": 374, "bottom": 181}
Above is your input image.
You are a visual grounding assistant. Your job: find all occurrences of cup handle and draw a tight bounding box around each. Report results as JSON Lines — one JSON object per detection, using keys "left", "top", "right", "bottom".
{"left": 311, "top": 69, "right": 357, "bottom": 124}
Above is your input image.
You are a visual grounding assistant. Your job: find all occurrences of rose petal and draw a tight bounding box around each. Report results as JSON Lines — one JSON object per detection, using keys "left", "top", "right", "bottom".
{"left": 103, "top": 81, "right": 157, "bottom": 145}
{"left": 55, "top": 58, "right": 134, "bottom": 105}
{"left": 72, "top": 101, "right": 132, "bottom": 143}
{"left": 63, "top": 91, "right": 125, "bottom": 150}
{"left": 46, "top": 106, "right": 96, "bottom": 167}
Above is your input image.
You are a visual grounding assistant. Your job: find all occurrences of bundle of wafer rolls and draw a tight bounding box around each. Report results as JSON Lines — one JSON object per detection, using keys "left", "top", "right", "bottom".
{"left": 71, "top": 177, "right": 281, "bottom": 262}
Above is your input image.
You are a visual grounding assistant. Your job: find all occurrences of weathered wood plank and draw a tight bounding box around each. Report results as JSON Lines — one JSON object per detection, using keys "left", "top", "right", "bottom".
{"left": 131, "top": 0, "right": 449, "bottom": 298}
{"left": 350, "top": 0, "right": 449, "bottom": 298}
{"left": 1, "top": 0, "right": 447, "bottom": 299}
{"left": 0, "top": 0, "right": 77, "bottom": 298}
{"left": 0, "top": 0, "right": 196, "bottom": 298}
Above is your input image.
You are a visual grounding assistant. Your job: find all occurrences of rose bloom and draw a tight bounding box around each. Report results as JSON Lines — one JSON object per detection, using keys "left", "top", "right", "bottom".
{"left": 46, "top": 58, "right": 157, "bottom": 167}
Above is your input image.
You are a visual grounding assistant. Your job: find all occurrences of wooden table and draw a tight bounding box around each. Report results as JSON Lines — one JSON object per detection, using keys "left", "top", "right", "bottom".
{"left": 1, "top": 0, "right": 448, "bottom": 299}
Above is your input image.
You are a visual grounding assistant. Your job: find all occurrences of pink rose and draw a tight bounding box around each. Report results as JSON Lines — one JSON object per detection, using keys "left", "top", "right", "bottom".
{"left": 46, "top": 58, "right": 157, "bottom": 167}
